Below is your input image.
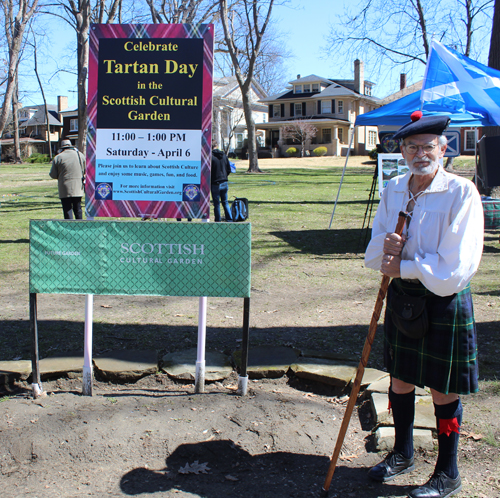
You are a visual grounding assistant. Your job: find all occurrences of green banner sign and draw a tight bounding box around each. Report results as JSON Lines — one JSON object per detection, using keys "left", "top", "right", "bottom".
{"left": 29, "top": 221, "right": 251, "bottom": 298}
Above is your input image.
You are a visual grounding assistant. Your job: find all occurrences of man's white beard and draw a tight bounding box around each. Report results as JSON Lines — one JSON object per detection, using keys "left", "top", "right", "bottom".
{"left": 407, "top": 158, "right": 439, "bottom": 176}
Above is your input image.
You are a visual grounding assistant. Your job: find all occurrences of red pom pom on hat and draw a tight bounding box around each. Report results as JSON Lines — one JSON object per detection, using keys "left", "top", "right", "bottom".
{"left": 411, "top": 110, "right": 423, "bottom": 122}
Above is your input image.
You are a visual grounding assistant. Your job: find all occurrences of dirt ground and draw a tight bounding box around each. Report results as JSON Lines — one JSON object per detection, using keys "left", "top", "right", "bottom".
{"left": 1, "top": 374, "right": 499, "bottom": 498}
{"left": 1, "top": 157, "right": 499, "bottom": 497}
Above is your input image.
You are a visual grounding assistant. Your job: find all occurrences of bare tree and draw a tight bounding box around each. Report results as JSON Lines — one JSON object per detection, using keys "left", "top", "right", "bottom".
{"left": 326, "top": 0, "right": 493, "bottom": 93}
{"left": 489, "top": 0, "right": 500, "bottom": 69}
{"left": 281, "top": 120, "right": 317, "bottom": 157}
{"left": 219, "top": 0, "right": 276, "bottom": 173}
{"left": 144, "top": 0, "right": 222, "bottom": 24}
{"left": 46, "top": 0, "right": 127, "bottom": 154}
{"left": 0, "top": 0, "right": 39, "bottom": 138}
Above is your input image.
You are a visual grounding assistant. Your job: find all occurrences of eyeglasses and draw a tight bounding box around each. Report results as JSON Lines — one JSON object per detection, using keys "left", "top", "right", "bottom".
{"left": 404, "top": 143, "right": 438, "bottom": 154}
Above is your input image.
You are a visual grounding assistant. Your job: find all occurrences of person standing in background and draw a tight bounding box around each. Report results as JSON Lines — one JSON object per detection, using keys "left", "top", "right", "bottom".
{"left": 50, "top": 139, "right": 86, "bottom": 219}
{"left": 211, "top": 139, "right": 233, "bottom": 222}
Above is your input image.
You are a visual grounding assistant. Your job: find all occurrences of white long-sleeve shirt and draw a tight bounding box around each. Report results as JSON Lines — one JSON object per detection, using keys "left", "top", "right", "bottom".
{"left": 365, "top": 167, "right": 484, "bottom": 297}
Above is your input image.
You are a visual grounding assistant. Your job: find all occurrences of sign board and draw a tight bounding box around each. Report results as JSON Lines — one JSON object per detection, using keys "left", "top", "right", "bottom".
{"left": 378, "top": 154, "right": 408, "bottom": 196}
{"left": 29, "top": 221, "right": 251, "bottom": 298}
{"left": 85, "top": 24, "right": 214, "bottom": 219}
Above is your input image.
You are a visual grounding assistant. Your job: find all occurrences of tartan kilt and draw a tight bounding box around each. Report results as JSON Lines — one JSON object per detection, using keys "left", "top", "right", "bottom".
{"left": 384, "top": 278, "right": 479, "bottom": 395}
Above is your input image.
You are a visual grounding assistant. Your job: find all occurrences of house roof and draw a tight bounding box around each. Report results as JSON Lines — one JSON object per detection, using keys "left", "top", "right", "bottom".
{"left": 260, "top": 75, "right": 380, "bottom": 103}
{"left": 59, "top": 107, "right": 78, "bottom": 116}
{"left": 380, "top": 80, "right": 423, "bottom": 105}
{"left": 19, "top": 105, "right": 62, "bottom": 128}
{"left": 213, "top": 75, "right": 267, "bottom": 100}
{"left": 288, "top": 74, "right": 332, "bottom": 85}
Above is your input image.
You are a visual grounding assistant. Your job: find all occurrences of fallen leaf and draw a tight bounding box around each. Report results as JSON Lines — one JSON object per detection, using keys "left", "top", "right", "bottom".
{"left": 225, "top": 475, "right": 239, "bottom": 481}
{"left": 303, "top": 392, "right": 317, "bottom": 398}
{"left": 178, "top": 461, "right": 211, "bottom": 475}
{"left": 225, "top": 384, "right": 238, "bottom": 391}
{"left": 101, "top": 305, "right": 112, "bottom": 308}
{"left": 174, "top": 314, "right": 185, "bottom": 317}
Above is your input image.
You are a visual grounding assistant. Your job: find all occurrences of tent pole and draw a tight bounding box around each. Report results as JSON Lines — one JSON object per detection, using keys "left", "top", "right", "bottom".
{"left": 474, "top": 128, "right": 478, "bottom": 188}
{"left": 329, "top": 130, "right": 355, "bottom": 229}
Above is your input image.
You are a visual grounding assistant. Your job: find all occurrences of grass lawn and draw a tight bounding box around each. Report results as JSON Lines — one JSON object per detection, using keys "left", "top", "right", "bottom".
{"left": 0, "top": 155, "right": 499, "bottom": 381}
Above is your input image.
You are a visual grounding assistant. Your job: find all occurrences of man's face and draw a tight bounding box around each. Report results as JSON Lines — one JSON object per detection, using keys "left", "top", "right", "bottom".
{"left": 401, "top": 133, "right": 447, "bottom": 176}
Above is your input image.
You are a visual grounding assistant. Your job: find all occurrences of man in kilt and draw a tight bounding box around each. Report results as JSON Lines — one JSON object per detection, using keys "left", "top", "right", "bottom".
{"left": 365, "top": 112, "right": 484, "bottom": 498}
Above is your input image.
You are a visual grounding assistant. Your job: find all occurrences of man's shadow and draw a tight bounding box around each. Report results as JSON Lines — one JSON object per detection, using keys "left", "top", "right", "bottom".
{"left": 120, "top": 440, "right": 411, "bottom": 497}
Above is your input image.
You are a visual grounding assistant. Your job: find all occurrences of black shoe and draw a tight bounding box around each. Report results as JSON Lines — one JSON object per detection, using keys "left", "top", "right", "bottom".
{"left": 368, "top": 450, "right": 415, "bottom": 482}
{"left": 408, "top": 471, "right": 462, "bottom": 498}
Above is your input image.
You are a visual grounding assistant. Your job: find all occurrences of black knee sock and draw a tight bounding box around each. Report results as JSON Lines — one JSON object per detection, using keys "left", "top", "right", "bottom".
{"left": 434, "top": 398, "right": 462, "bottom": 479}
{"left": 389, "top": 387, "right": 415, "bottom": 459}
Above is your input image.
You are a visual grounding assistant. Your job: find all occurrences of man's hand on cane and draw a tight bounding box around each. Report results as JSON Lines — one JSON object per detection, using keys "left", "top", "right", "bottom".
{"left": 381, "top": 232, "right": 405, "bottom": 278}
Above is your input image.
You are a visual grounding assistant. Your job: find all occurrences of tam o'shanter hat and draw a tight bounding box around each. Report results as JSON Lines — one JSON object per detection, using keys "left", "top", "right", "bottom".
{"left": 392, "top": 111, "right": 450, "bottom": 141}
{"left": 60, "top": 139, "right": 73, "bottom": 148}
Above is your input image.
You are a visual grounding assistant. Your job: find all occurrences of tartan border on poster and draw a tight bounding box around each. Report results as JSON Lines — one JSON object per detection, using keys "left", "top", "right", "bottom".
{"left": 29, "top": 221, "right": 251, "bottom": 298}
{"left": 85, "top": 24, "right": 213, "bottom": 219}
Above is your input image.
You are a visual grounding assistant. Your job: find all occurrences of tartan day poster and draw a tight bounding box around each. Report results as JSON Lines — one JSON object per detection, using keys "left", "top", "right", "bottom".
{"left": 85, "top": 24, "right": 214, "bottom": 219}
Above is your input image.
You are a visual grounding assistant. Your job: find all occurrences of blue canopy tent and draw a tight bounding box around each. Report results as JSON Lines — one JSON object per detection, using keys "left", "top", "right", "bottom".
{"left": 328, "top": 90, "right": 488, "bottom": 228}
{"left": 354, "top": 90, "right": 492, "bottom": 128}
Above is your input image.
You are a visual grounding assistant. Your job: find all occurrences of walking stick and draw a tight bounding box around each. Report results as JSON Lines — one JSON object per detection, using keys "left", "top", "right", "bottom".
{"left": 320, "top": 211, "right": 408, "bottom": 497}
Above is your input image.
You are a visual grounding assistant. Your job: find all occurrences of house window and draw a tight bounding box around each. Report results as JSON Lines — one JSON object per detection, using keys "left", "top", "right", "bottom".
{"left": 70, "top": 118, "right": 78, "bottom": 132}
{"left": 303, "top": 84, "right": 311, "bottom": 93}
{"left": 294, "top": 85, "right": 302, "bottom": 94}
{"left": 465, "top": 130, "right": 476, "bottom": 150}
{"left": 262, "top": 113, "right": 267, "bottom": 123}
{"left": 273, "top": 104, "right": 280, "bottom": 118}
{"left": 321, "top": 101, "right": 331, "bottom": 114}
{"left": 322, "top": 129, "right": 332, "bottom": 143}
{"left": 368, "top": 130, "right": 377, "bottom": 147}
{"left": 312, "top": 83, "right": 319, "bottom": 92}
{"left": 236, "top": 133, "right": 244, "bottom": 147}
{"left": 338, "top": 101, "right": 344, "bottom": 114}
{"left": 364, "top": 84, "right": 372, "bottom": 96}
{"left": 295, "top": 103, "right": 303, "bottom": 117}
{"left": 338, "top": 128, "right": 344, "bottom": 143}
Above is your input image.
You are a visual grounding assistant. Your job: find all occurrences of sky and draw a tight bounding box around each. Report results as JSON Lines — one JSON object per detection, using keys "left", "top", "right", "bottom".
{"left": 19, "top": 0, "right": 428, "bottom": 109}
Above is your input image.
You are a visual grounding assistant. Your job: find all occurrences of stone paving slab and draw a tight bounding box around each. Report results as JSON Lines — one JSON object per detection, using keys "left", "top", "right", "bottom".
{"left": 290, "top": 357, "right": 357, "bottom": 388}
{"left": 356, "top": 368, "right": 389, "bottom": 388}
{"left": 371, "top": 392, "right": 436, "bottom": 430}
{"left": 39, "top": 352, "right": 84, "bottom": 380}
{"left": 94, "top": 349, "right": 158, "bottom": 382}
{"left": 365, "top": 376, "right": 429, "bottom": 397}
{"left": 162, "top": 348, "right": 233, "bottom": 381}
{"left": 374, "top": 426, "right": 434, "bottom": 452}
{"left": 233, "top": 346, "right": 299, "bottom": 379}
{"left": 0, "top": 360, "right": 31, "bottom": 384}
{"left": 299, "top": 349, "right": 358, "bottom": 364}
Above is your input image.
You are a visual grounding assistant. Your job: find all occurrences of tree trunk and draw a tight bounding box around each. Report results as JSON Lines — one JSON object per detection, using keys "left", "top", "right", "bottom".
{"left": 33, "top": 42, "right": 53, "bottom": 159}
{"left": 76, "top": 2, "right": 90, "bottom": 154}
{"left": 480, "top": 0, "right": 500, "bottom": 192}
{"left": 0, "top": 0, "right": 39, "bottom": 137}
{"left": 12, "top": 74, "right": 21, "bottom": 163}
{"left": 242, "top": 93, "right": 260, "bottom": 172}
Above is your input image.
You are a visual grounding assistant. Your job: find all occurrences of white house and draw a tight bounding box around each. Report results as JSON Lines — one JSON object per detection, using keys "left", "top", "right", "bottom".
{"left": 257, "top": 61, "right": 381, "bottom": 156}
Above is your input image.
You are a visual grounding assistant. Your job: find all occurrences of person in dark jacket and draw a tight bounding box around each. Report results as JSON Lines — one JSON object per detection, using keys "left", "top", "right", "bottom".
{"left": 211, "top": 140, "right": 233, "bottom": 222}
{"left": 49, "top": 139, "right": 86, "bottom": 219}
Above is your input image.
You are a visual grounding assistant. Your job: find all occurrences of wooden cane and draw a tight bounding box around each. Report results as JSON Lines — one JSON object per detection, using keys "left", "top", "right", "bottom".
{"left": 320, "top": 211, "right": 408, "bottom": 497}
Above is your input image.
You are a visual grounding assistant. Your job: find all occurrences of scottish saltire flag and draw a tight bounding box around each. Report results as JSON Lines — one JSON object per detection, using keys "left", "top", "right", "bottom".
{"left": 422, "top": 40, "right": 500, "bottom": 126}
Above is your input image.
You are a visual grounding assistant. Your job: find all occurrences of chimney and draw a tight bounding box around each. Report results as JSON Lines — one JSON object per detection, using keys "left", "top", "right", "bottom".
{"left": 57, "top": 96, "right": 68, "bottom": 113}
{"left": 354, "top": 60, "right": 364, "bottom": 94}
{"left": 400, "top": 73, "right": 407, "bottom": 90}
